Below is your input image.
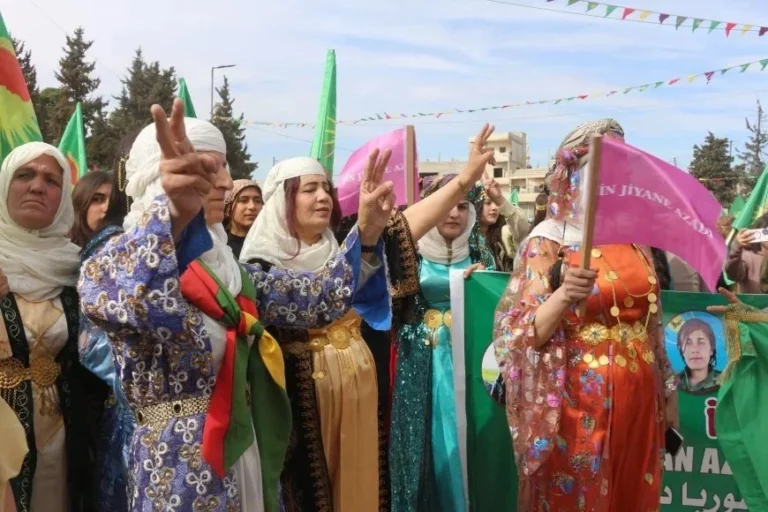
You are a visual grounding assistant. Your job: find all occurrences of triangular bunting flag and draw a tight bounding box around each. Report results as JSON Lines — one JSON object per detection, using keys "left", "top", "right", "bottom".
{"left": 638, "top": 85, "right": 649, "bottom": 92}
{"left": 668, "top": 78, "right": 680, "bottom": 85}
{"left": 654, "top": 81, "right": 664, "bottom": 88}
{"left": 638, "top": 10, "right": 651, "bottom": 21}
{"left": 567, "top": 0, "right": 579, "bottom": 5}
{"left": 704, "top": 71, "right": 714, "bottom": 82}
{"left": 721, "top": 67, "right": 731, "bottom": 75}
{"left": 586, "top": 2, "right": 598, "bottom": 12}
{"left": 740, "top": 63, "right": 751, "bottom": 72}
{"left": 604, "top": 5, "right": 618, "bottom": 17}
{"left": 621, "top": 7, "right": 635, "bottom": 20}
{"left": 675, "top": 16, "right": 687, "bottom": 29}
{"left": 623, "top": 87, "right": 633, "bottom": 94}
{"left": 692, "top": 18, "right": 703, "bottom": 32}
{"left": 659, "top": 13, "right": 670, "bottom": 24}
{"left": 741, "top": 24, "right": 753, "bottom": 35}
{"left": 725, "top": 22, "right": 737, "bottom": 36}
{"left": 761, "top": 59, "right": 768, "bottom": 70}
{"left": 708, "top": 20, "right": 722, "bottom": 33}
{"left": 688, "top": 75, "right": 697, "bottom": 83}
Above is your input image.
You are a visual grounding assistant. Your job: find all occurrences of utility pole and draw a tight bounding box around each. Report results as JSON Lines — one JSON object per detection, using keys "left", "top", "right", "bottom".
{"left": 754, "top": 100, "right": 763, "bottom": 171}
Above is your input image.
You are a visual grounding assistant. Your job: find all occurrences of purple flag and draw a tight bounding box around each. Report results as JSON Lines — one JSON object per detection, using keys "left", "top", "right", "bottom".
{"left": 593, "top": 138, "right": 726, "bottom": 291}
{"left": 337, "top": 127, "right": 418, "bottom": 216}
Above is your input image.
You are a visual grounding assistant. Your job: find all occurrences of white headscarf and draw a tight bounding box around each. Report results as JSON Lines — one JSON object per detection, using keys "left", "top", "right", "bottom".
{"left": 417, "top": 202, "right": 476, "bottom": 265}
{"left": 0, "top": 142, "right": 81, "bottom": 301}
{"left": 123, "top": 118, "right": 241, "bottom": 297}
{"left": 239, "top": 157, "right": 339, "bottom": 272}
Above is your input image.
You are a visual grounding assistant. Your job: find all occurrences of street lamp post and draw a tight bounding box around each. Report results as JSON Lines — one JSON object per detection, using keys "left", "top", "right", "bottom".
{"left": 210, "top": 64, "right": 236, "bottom": 119}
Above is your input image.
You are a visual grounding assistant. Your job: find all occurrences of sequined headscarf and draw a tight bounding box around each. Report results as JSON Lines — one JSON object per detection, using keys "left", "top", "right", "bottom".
{"left": 546, "top": 118, "right": 624, "bottom": 223}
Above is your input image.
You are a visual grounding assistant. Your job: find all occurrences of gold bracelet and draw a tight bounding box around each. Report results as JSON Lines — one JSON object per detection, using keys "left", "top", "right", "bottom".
{"left": 456, "top": 177, "right": 470, "bottom": 193}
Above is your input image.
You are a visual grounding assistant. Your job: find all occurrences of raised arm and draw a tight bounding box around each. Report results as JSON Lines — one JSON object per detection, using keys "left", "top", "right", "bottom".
{"left": 402, "top": 124, "right": 496, "bottom": 242}
{"left": 482, "top": 173, "right": 530, "bottom": 247}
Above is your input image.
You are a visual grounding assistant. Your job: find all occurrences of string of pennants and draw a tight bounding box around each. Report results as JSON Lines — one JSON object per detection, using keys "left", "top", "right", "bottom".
{"left": 547, "top": 0, "right": 768, "bottom": 37}
{"left": 238, "top": 57, "right": 768, "bottom": 129}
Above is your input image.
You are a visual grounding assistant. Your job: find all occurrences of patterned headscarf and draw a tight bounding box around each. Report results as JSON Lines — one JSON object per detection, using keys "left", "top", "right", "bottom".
{"left": 223, "top": 179, "right": 261, "bottom": 226}
{"left": 546, "top": 118, "right": 624, "bottom": 222}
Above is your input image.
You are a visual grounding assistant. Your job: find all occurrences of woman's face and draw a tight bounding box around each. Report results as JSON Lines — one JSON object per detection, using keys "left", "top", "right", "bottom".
{"left": 202, "top": 152, "right": 233, "bottom": 226}
{"left": 7, "top": 155, "right": 63, "bottom": 230}
{"left": 232, "top": 186, "right": 263, "bottom": 230}
{"left": 86, "top": 183, "right": 112, "bottom": 232}
{"left": 481, "top": 199, "right": 499, "bottom": 226}
{"left": 437, "top": 201, "right": 470, "bottom": 241}
{"left": 682, "top": 329, "right": 713, "bottom": 371}
{"left": 294, "top": 175, "right": 333, "bottom": 240}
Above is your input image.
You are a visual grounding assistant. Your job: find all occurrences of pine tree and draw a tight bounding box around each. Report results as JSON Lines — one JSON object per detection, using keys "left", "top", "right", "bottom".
{"left": 50, "top": 28, "right": 107, "bottom": 142}
{"left": 736, "top": 100, "right": 768, "bottom": 190}
{"left": 100, "top": 48, "right": 176, "bottom": 168}
{"left": 211, "top": 76, "right": 255, "bottom": 180}
{"left": 37, "top": 88, "right": 63, "bottom": 143}
{"left": 689, "top": 132, "right": 739, "bottom": 206}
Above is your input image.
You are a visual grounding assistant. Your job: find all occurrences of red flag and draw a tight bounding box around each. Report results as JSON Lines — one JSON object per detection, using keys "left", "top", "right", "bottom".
{"left": 621, "top": 8, "right": 635, "bottom": 20}
{"left": 725, "top": 22, "right": 737, "bottom": 36}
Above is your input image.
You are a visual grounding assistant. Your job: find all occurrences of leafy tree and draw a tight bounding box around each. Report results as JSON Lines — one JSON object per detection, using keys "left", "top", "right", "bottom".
{"left": 37, "top": 87, "right": 63, "bottom": 143}
{"left": 689, "top": 132, "right": 739, "bottom": 206}
{"left": 211, "top": 76, "right": 255, "bottom": 180}
{"left": 736, "top": 100, "right": 768, "bottom": 190}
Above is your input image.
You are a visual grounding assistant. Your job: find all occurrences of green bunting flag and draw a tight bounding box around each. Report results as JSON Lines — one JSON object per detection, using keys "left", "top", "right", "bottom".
{"left": 586, "top": 2, "right": 598, "bottom": 12}
{"left": 692, "top": 18, "right": 704, "bottom": 32}
{"left": 604, "top": 5, "right": 617, "bottom": 17}
{"left": 0, "top": 10, "right": 42, "bottom": 164}
{"left": 58, "top": 102, "right": 87, "bottom": 184}
{"left": 309, "top": 50, "right": 336, "bottom": 174}
{"left": 676, "top": 16, "right": 687, "bottom": 29}
{"left": 178, "top": 78, "right": 197, "bottom": 118}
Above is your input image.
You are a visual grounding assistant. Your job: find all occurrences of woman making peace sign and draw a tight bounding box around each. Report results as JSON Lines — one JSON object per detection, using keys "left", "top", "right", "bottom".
{"left": 78, "top": 99, "right": 395, "bottom": 512}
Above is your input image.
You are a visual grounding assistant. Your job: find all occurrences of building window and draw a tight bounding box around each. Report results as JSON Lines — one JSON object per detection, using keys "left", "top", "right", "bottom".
{"left": 498, "top": 147, "right": 507, "bottom": 153}
{"left": 493, "top": 167, "right": 503, "bottom": 178}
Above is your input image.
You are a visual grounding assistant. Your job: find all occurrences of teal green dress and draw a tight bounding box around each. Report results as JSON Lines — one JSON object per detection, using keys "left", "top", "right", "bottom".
{"left": 389, "top": 221, "right": 495, "bottom": 511}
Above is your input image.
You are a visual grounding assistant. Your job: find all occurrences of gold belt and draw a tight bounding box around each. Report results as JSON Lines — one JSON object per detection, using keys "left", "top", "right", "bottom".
{"left": 574, "top": 322, "right": 656, "bottom": 372}
{"left": 0, "top": 356, "right": 61, "bottom": 389}
{"left": 135, "top": 396, "right": 210, "bottom": 428}
{"left": 424, "top": 309, "right": 451, "bottom": 348}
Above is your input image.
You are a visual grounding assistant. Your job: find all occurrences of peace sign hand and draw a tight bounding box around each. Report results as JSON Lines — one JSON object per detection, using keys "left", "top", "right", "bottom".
{"left": 152, "top": 99, "right": 220, "bottom": 238}
{"left": 481, "top": 171, "right": 503, "bottom": 204}
{"left": 459, "top": 124, "right": 496, "bottom": 187}
{"left": 357, "top": 148, "right": 395, "bottom": 246}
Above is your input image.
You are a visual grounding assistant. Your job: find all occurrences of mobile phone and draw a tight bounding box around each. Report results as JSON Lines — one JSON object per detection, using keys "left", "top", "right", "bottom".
{"left": 665, "top": 427, "right": 684, "bottom": 456}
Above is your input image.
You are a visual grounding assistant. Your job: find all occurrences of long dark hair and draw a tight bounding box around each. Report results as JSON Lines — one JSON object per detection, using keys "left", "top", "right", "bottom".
{"left": 677, "top": 318, "right": 717, "bottom": 370}
{"left": 70, "top": 171, "right": 113, "bottom": 247}
{"left": 533, "top": 192, "right": 548, "bottom": 229}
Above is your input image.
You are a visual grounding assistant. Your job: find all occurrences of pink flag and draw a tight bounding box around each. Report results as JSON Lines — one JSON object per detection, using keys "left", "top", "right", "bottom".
{"left": 593, "top": 138, "right": 726, "bottom": 291}
{"left": 337, "top": 127, "right": 418, "bottom": 217}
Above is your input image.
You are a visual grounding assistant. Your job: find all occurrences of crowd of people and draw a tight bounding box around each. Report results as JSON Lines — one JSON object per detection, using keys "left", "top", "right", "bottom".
{"left": 0, "top": 101, "right": 764, "bottom": 512}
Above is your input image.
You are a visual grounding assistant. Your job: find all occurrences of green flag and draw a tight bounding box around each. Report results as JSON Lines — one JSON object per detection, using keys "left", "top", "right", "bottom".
{"left": 729, "top": 196, "right": 746, "bottom": 218}
{"left": 309, "top": 50, "right": 336, "bottom": 174}
{"left": 510, "top": 188, "right": 519, "bottom": 205}
{"left": 0, "top": 10, "right": 42, "bottom": 164}
{"left": 58, "top": 102, "right": 87, "bottom": 184}
{"left": 733, "top": 168, "right": 768, "bottom": 230}
{"left": 178, "top": 78, "right": 197, "bottom": 118}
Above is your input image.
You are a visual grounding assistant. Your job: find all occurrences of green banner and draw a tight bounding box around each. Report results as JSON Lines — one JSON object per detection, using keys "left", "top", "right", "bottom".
{"left": 461, "top": 277, "right": 763, "bottom": 510}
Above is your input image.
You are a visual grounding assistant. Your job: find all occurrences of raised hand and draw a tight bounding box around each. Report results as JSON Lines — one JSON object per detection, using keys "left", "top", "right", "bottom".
{"left": 481, "top": 171, "right": 503, "bottom": 204}
{"left": 153, "top": 99, "right": 220, "bottom": 238}
{"left": 458, "top": 124, "right": 496, "bottom": 188}
{"left": 706, "top": 287, "right": 742, "bottom": 314}
{"left": 357, "top": 148, "right": 395, "bottom": 246}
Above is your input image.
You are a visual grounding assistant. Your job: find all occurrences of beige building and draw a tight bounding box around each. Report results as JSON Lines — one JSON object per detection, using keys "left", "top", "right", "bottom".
{"left": 418, "top": 131, "right": 546, "bottom": 220}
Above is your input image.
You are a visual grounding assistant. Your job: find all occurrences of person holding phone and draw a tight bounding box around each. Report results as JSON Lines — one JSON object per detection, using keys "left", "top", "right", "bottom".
{"left": 725, "top": 216, "right": 768, "bottom": 293}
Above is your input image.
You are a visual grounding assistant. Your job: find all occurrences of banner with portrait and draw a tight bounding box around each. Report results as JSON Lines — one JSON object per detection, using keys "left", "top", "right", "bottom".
{"left": 451, "top": 273, "right": 766, "bottom": 511}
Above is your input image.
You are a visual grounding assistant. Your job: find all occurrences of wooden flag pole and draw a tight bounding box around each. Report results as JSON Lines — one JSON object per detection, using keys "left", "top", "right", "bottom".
{"left": 577, "top": 135, "right": 603, "bottom": 318}
{"left": 405, "top": 125, "right": 416, "bottom": 206}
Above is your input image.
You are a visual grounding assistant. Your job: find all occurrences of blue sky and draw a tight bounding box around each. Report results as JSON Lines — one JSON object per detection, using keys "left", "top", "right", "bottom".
{"left": 4, "top": 0, "right": 768, "bottom": 180}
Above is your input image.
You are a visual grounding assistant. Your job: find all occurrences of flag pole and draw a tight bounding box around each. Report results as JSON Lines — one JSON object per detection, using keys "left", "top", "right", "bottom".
{"left": 577, "top": 135, "right": 603, "bottom": 318}
{"left": 405, "top": 125, "right": 415, "bottom": 206}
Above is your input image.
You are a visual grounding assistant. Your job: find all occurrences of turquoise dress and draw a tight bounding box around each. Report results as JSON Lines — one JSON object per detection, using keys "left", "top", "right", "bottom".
{"left": 422, "top": 257, "right": 470, "bottom": 511}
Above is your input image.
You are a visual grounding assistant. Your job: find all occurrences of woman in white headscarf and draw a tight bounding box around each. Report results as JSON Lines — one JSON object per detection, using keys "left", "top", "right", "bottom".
{"left": 79, "top": 100, "right": 394, "bottom": 512}
{"left": 240, "top": 155, "right": 392, "bottom": 512}
{"left": 0, "top": 142, "right": 96, "bottom": 512}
